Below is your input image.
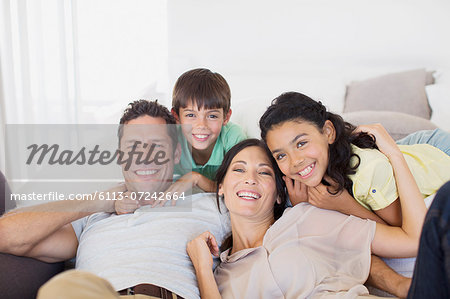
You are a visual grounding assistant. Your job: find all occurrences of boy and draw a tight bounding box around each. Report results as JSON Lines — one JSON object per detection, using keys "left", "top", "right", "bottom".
{"left": 170, "top": 68, "right": 246, "bottom": 193}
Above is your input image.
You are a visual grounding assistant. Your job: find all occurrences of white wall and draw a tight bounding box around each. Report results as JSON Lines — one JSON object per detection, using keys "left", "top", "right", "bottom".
{"left": 166, "top": 0, "right": 450, "bottom": 114}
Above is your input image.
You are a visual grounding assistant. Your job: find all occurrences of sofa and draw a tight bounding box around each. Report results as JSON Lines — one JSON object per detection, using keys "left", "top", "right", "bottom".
{"left": 1, "top": 171, "right": 66, "bottom": 299}
{"left": 0, "top": 68, "right": 447, "bottom": 298}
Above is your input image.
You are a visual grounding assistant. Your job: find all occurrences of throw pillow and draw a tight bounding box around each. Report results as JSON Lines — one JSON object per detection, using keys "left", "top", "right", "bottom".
{"left": 341, "top": 110, "right": 438, "bottom": 140}
{"left": 344, "top": 69, "right": 432, "bottom": 119}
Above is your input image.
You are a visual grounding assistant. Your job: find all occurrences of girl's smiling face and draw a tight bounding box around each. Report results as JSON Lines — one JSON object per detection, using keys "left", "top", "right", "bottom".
{"left": 265, "top": 119, "right": 336, "bottom": 188}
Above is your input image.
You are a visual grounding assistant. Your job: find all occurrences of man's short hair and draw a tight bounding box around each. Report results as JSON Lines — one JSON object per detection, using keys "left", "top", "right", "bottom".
{"left": 118, "top": 100, "right": 177, "bottom": 150}
{"left": 172, "top": 68, "right": 231, "bottom": 115}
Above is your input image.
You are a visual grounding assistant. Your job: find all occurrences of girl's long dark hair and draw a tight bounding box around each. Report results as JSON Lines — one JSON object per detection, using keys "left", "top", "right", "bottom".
{"left": 215, "top": 138, "right": 287, "bottom": 251}
{"left": 259, "top": 92, "right": 377, "bottom": 196}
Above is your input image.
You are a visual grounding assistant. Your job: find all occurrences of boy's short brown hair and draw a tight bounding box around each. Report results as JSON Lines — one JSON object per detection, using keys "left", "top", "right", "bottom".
{"left": 172, "top": 68, "right": 231, "bottom": 115}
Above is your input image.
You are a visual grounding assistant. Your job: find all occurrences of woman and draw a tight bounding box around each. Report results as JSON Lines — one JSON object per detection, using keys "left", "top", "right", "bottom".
{"left": 187, "top": 132, "right": 426, "bottom": 298}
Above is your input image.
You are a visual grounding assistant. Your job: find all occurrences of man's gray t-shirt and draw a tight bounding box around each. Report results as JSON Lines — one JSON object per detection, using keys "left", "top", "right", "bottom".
{"left": 71, "top": 193, "right": 230, "bottom": 299}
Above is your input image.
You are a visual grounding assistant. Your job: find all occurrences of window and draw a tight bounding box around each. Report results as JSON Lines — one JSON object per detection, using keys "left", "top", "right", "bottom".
{"left": 0, "top": 0, "right": 168, "bottom": 124}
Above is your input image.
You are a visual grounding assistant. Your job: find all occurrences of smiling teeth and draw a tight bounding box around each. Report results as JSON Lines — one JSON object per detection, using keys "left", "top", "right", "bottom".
{"left": 194, "top": 134, "right": 208, "bottom": 139}
{"left": 136, "top": 170, "right": 158, "bottom": 175}
{"left": 237, "top": 191, "right": 261, "bottom": 199}
{"left": 299, "top": 163, "right": 314, "bottom": 176}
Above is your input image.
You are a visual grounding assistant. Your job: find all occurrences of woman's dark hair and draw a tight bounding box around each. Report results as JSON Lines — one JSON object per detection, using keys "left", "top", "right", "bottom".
{"left": 215, "top": 138, "right": 287, "bottom": 251}
{"left": 259, "top": 92, "right": 377, "bottom": 196}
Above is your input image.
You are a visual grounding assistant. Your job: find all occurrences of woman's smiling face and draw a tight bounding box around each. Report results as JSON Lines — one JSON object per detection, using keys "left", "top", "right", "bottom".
{"left": 265, "top": 120, "right": 335, "bottom": 188}
{"left": 218, "top": 146, "right": 278, "bottom": 220}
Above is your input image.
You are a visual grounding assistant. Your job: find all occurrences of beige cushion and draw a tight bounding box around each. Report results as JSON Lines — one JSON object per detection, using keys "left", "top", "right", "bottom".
{"left": 425, "top": 70, "right": 435, "bottom": 85}
{"left": 344, "top": 69, "right": 432, "bottom": 119}
{"left": 342, "top": 110, "right": 438, "bottom": 140}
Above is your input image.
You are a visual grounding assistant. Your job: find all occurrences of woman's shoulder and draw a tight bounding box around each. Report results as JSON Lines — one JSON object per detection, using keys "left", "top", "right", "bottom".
{"left": 270, "top": 203, "right": 330, "bottom": 233}
{"left": 267, "top": 203, "right": 374, "bottom": 244}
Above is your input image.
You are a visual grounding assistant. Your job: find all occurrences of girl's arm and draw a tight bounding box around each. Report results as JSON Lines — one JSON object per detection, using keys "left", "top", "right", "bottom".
{"left": 373, "top": 199, "right": 402, "bottom": 227}
{"left": 186, "top": 231, "right": 222, "bottom": 299}
{"left": 307, "top": 180, "right": 387, "bottom": 224}
{"left": 286, "top": 174, "right": 387, "bottom": 224}
{"left": 358, "top": 124, "right": 426, "bottom": 257}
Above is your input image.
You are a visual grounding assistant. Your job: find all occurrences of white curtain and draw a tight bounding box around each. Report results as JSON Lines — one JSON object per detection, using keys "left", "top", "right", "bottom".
{"left": 0, "top": 0, "right": 80, "bottom": 124}
{"left": 0, "top": 0, "right": 169, "bottom": 125}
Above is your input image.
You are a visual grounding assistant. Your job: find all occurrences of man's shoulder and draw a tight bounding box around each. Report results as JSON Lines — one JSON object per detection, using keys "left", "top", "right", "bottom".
{"left": 190, "top": 192, "right": 229, "bottom": 223}
{"left": 190, "top": 192, "right": 222, "bottom": 210}
{"left": 82, "top": 212, "right": 114, "bottom": 228}
{"left": 72, "top": 212, "right": 112, "bottom": 239}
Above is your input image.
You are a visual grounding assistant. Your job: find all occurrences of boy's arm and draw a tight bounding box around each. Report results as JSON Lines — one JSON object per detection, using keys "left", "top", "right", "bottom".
{"left": 0, "top": 198, "right": 115, "bottom": 262}
{"left": 194, "top": 172, "right": 216, "bottom": 192}
{"left": 162, "top": 172, "right": 215, "bottom": 200}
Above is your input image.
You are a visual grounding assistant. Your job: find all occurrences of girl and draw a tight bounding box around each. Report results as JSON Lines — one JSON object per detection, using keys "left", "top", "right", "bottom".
{"left": 259, "top": 92, "right": 450, "bottom": 226}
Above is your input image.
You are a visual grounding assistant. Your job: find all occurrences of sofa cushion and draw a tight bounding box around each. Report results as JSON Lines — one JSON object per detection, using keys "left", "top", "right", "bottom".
{"left": 1, "top": 170, "right": 14, "bottom": 216}
{"left": 343, "top": 69, "right": 433, "bottom": 119}
{"left": 0, "top": 253, "right": 65, "bottom": 299}
{"left": 341, "top": 110, "right": 438, "bottom": 140}
{"left": 426, "top": 83, "right": 450, "bottom": 130}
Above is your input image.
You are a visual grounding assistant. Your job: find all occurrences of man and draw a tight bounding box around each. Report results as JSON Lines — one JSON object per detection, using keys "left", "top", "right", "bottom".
{"left": 0, "top": 100, "right": 230, "bottom": 299}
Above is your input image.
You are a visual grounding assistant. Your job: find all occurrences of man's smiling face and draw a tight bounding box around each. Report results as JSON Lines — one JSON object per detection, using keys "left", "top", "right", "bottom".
{"left": 120, "top": 115, "right": 179, "bottom": 193}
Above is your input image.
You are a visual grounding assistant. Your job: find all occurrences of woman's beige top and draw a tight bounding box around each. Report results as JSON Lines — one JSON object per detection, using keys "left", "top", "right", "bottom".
{"left": 215, "top": 203, "right": 376, "bottom": 298}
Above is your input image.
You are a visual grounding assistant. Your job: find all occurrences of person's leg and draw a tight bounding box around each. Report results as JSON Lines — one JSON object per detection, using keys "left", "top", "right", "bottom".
{"left": 407, "top": 181, "right": 450, "bottom": 299}
{"left": 37, "top": 270, "right": 155, "bottom": 299}
{"left": 396, "top": 128, "right": 450, "bottom": 155}
{"left": 37, "top": 270, "right": 121, "bottom": 299}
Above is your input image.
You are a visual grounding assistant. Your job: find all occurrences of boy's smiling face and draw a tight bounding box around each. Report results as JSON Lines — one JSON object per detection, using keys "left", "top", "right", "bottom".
{"left": 175, "top": 101, "right": 231, "bottom": 153}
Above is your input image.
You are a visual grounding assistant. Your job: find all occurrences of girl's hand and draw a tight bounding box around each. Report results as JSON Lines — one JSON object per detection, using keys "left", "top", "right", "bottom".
{"left": 98, "top": 183, "right": 134, "bottom": 215}
{"left": 307, "top": 175, "right": 347, "bottom": 212}
{"left": 115, "top": 191, "right": 141, "bottom": 215}
{"left": 152, "top": 172, "right": 199, "bottom": 208}
{"left": 355, "top": 124, "right": 402, "bottom": 158}
{"left": 283, "top": 176, "right": 308, "bottom": 206}
{"left": 187, "top": 231, "right": 219, "bottom": 272}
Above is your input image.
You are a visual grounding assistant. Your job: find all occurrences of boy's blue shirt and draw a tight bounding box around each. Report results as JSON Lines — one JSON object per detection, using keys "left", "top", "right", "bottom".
{"left": 174, "top": 122, "right": 247, "bottom": 180}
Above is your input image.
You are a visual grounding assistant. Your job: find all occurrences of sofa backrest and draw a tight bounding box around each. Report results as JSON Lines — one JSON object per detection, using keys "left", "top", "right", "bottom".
{"left": 1, "top": 170, "right": 14, "bottom": 215}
